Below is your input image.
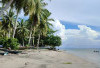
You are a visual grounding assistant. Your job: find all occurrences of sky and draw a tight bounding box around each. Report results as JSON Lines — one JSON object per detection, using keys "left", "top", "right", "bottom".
{"left": 46, "top": 0, "right": 100, "bottom": 26}
{"left": 1, "top": 0, "right": 100, "bottom": 48}
{"left": 50, "top": 20, "right": 100, "bottom": 48}
{"left": 46, "top": 0, "right": 100, "bottom": 48}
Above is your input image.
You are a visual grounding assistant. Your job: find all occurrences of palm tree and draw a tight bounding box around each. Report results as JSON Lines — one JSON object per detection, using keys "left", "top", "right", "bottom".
{"left": 1, "top": 0, "right": 36, "bottom": 38}
{"left": 12, "top": 0, "right": 26, "bottom": 38}
{"left": 1, "top": 0, "right": 23, "bottom": 38}
{"left": 1, "top": 9, "right": 14, "bottom": 38}
{"left": 23, "top": 0, "right": 51, "bottom": 46}
{"left": 28, "top": 0, "right": 43, "bottom": 46}
{"left": 0, "top": 0, "right": 13, "bottom": 16}
{"left": 0, "top": 21, "right": 6, "bottom": 37}
{"left": 36, "top": 8, "right": 54, "bottom": 50}
{"left": 1, "top": 0, "right": 50, "bottom": 38}
{"left": 6, "top": 9, "right": 15, "bottom": 38}
{"left": 12, "top": 0, "right": 41, "bottom": 38}
{"left": 1, "top": 0, "right": 52, "bottom": 47}
{"left": 25, "top": 19, "right": 35, "bottom": 46}
{"left": 16, "top": 19, "right": 29, "bottom": 46}
{"left": 1, "top": 18, "right": 10, "bottom": 37}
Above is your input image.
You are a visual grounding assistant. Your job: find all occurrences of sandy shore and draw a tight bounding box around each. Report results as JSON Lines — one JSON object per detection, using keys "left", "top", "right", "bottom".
{"left": 0, "top": 49, "right": 99, "bottom": 68}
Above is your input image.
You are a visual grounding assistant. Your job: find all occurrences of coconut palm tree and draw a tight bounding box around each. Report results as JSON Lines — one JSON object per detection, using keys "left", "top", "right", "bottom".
{"left": 1, "top": 0, "right": 52, "bottom": 46}
{"left": 6, "top": 9, "right": 15, "bottom": 38}
{"left": 12, "top": 0, "right": 27, "bottom": 38}
{"left": 0, "top": 0, "right": 13, "bottom": 16}
{"left": 36, "top": 8, "right": 54, "bottom": 50}
{"left": 1, "top": 9, "right": 15, "bottom": 38}
{"left": 28, "top": 0, "right": 43, "bottom": 46}
{"left": 16, "top": 19, "right": 29, "bottom": 46}
{"left": 1, "top": 0, "right": 50, "bottom": 37}
{"left": 1, "top": 0, "right": 24, "bottom": 38}
{"left": 1, "top": 0, "right": 36, "bottom": 38}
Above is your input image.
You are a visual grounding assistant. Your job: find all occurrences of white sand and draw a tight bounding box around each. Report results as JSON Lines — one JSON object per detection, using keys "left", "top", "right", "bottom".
{"left": 0, "top": 49, "right": 99, "bottom": 68}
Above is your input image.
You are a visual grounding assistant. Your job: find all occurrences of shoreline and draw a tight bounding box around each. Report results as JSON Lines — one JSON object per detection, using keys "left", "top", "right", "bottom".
{"left": 0, "top": 49, "right": 99, "bottom": 68}
{"left": 62, "top": 49, "right": 100, "bottom": 66}
{"left": 64, "top": 50, "right": 100, "bottom": 66}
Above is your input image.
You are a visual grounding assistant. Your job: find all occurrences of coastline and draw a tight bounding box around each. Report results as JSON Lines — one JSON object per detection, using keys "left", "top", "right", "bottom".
{"left": 0, "top": 49, "right": 99, "bottom": 68}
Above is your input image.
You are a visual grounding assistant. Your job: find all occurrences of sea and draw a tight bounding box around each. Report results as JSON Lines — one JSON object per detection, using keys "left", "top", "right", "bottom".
{"left": 61, "top": 48, "right": 100, "bottom": 66}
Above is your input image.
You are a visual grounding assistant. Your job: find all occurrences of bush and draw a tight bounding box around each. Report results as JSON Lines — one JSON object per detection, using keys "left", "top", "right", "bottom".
{"left": 0, "top": 37, "right": 7, "bottom": 45}
{"left": 0, "top": 38, "right": 19, "bottom": 50}
{"left": 44, "top": 35, "right": 62, "bottom": 49}
{"left": 26, "top": 44, "right": 30, "bottom": 47}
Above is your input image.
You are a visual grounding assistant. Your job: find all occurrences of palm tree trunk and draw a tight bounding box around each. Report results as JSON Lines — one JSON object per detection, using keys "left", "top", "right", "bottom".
{"left": 13, "top": 13, "right": 18, "bottom": 38}
{"left": 37, "top": 30, "right": 41, "bottom": 50}
{"left": 22, "top": 38, "right": 24, "bottom": 46}
{"left": 8, "top": 30, "right": 11, "bottom": 38}
{"left": 33, "top": 36, "right": 34, "bottom": 46}
{"left": 0, "top": 0, "right": 13, "bottom": 16}
{"left": 33, "top": 27, "right": 35, "bottom": 46}
{"left": 28, "top": 25, "right": 32, "bottom": 45}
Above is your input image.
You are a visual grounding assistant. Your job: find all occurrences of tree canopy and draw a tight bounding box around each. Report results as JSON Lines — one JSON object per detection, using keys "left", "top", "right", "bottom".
{"left": 0, "top": 0, "right": 62, "bottom": 50}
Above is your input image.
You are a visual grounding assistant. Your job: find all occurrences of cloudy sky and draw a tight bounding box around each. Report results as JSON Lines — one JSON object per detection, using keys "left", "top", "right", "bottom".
{"left": 46, "top": 0, "right": 100, "bottom": 48}
{"left": 1, "top": 0, "right": 99, "bottom": 48}
{"left": 46, "top": 0, "right": 100, "bottom": 26}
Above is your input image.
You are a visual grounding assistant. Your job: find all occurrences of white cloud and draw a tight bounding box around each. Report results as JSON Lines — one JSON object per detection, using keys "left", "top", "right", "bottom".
{"left": 50, "top": 19, "right": 67, "bottom": 40}
{"left": 50, "top": 19, "right": 100, "bottom": 48}
{"left": 78, "top": 25, "right": 99, "bottom": 39}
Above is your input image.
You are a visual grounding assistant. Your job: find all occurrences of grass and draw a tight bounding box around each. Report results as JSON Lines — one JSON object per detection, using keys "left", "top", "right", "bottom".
{"left": 63, "top": 62, "right": 72, "bottom": 64}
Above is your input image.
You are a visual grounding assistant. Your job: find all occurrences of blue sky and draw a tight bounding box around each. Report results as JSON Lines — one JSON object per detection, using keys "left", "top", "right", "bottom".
{"left": 60, "top": 21, "right": 100, "bottom": 32}
{"left": 46, "top": 0, "right": 100, "bottom": 48}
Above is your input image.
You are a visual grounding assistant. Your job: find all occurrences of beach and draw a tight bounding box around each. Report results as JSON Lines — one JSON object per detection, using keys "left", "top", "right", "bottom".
{"left": 0, "top": 49, "right": 99, "bottom": 68}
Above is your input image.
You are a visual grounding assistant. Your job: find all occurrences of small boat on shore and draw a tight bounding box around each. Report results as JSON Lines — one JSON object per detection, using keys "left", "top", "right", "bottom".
{"left": 0, "top": 48, "right": 22, "bottom": 55}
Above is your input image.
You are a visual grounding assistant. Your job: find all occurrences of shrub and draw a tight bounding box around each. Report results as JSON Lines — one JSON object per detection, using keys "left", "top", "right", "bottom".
{"left": 0, "top": 37, "right": 7, "bottom": 45}
{"left": 44, "top": 35, "right": 62, "bottom": 49}
{"left": 2, "top": 38, "right": 19, "bottom": 50}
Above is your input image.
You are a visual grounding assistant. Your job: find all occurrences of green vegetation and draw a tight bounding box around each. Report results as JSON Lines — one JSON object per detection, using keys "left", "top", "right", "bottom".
{"left": 63, "top": 62, "right": 72, "bottom": 64}
{"left": 0, "top": 0, "right": 62, "bottom": 50}
{"left": 3, "top": 38, "right": 19, "bottom": 50}
{"left": 0, "top": 38, "right": 19, "bottom": 50}
{"left": 44, "top": 35, "right": 61, "bottom": 49}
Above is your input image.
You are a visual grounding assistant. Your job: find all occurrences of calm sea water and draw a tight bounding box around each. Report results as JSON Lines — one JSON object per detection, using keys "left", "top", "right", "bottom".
{"left": 61, "top": 48, "right": 100, "bottom": 66}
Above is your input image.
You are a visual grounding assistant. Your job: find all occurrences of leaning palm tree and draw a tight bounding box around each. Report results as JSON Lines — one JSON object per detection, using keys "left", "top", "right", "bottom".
{"left": 1, "top": 0, "right": 36, "bottom": 38}
{"left": 12, "top": 0, "right": 26, "bottom": 38}
{"left": 1, "top": 0, "right": 50, "bottom": 38}
{"left": 0, "top": 0, "right": 13, "bottom": 16}
{"left": 1, "top": 0, "right": 24, "bottom": 38}
{"left": 13, "top": 0, "right": 40, "bottom": 38}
